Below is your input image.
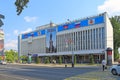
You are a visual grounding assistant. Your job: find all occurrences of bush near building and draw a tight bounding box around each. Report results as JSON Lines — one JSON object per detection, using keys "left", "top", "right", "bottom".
{"left": 59, "top": 56, "right": 62, "bottom": 64}
{"left": 45, "top": 57, "right": 50, "bottom": 64}
{"left": 35, "top": 56, "right": 40, "bottom": 64}
{"left": 90, "top": 55, "right": 94, "bottom": 64}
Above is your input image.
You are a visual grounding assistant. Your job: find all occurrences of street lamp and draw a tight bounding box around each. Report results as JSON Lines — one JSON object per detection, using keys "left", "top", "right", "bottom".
{"left": 71, "top": 40, "right": 74, "bottom": 68}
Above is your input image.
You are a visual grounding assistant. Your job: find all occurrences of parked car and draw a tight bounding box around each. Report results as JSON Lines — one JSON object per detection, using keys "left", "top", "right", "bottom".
{"left": 110, "top": 64, "right": 120, "bottom": 75}
{"left": 0, "top": 60, "right": 7, "bottom": 65}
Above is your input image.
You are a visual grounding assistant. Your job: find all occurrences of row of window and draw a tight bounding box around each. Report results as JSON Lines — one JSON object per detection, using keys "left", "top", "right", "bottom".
{"left": 57, "top": 27, "right": 105, "bottom": 52}
{"left": 21, "top": 27, "right": 105, "bottom": 54}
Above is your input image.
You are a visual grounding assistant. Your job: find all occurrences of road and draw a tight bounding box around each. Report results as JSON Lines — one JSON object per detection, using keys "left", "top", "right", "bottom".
{"left": 0, "top": 64, "right": 101, "bottom": 80}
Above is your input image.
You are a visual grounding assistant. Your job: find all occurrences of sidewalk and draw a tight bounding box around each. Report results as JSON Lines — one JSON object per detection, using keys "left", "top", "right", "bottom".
{"left": 13, "top": 63, "right": 101, "bottom": 68}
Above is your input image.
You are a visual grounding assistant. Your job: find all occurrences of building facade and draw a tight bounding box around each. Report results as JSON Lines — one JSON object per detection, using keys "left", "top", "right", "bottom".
{"left": 0, "top": 29, "right": 4, "bottom": 60}
{"left": 18, "top": 12, "right": 113, "bottom": 64}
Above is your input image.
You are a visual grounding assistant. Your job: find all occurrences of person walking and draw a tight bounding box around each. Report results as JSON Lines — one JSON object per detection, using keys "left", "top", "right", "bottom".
{"left": 102, "top": 59, "right": 106, "bottom": 71}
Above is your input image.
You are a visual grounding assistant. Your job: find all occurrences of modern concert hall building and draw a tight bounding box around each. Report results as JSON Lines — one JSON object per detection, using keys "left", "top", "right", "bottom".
{"left": 18, "top": 12, "right": 113, "bottom": 64}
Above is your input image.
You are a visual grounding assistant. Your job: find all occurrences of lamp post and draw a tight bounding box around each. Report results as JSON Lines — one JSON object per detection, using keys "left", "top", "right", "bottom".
{"left": 72, "top": 50, "right": 74, "bottom": 67}
{"left": 71, "top": 38, "right": 74, "bottom": 68}
{"left": 67, "top": 19, "right": 74, "bottom": 67}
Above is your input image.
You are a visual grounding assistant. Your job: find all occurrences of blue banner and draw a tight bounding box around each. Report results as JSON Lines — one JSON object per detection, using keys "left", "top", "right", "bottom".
{"left": 22, "top": 15, "right": 104, "bottom": 39}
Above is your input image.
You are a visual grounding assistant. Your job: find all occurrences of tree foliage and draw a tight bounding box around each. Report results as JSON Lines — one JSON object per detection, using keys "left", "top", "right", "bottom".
{"left": 74, "top": 55, "right": 77, "bottom": 64}
{"left": 89, "top": 55, "right": 94, "bottom": 64}
{"left": 20, "top": 55, "right": 28, "bottom": 62}
{"left": 0, "top": 56, "right": 3, "bottom": 60}
{"left": 59, "top": 56, "right": 62, "bottom": 64}
{"left": 45, "top": 57, "right": 50, "bottom": 64}
{"left": 15, "top": 0, "right": 29, "bottom": 15}
{"left": 35, "top": 56, "right": 40, "bottom": 64}
{"left": 110, "top": 16, "right": 120, "bottom": 60}
{"left": 5, "top": 49, "right": 18, "bottom": 63}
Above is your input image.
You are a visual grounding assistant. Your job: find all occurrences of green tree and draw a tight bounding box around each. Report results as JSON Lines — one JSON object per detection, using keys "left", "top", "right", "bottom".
{"left": 20, "top": 55, "right": 28, "bottom": 63}
{"left": 90, "top": 55, "right": 94, "bottom": 64}
{"left": 5, "top": 49, "right": 18, "bottom": 63}
{"left": 74, "top": 55, "right": 77, "bottom": 64}
{"left": 45, "top": 57, "right": 50, "bottom": 64}
{"left": 15, "top": 0, "right": 29, "bottom": 15}
{"left": 59, "top": 56, "right": 62, "bottom": 64}
{"left": 35, "top": 56, "right": 40, "bottom": 64}
{"left": 110, "top": 16, "right": 120, "bottom": 60}
{"left": 0, "top": 56, "right": 2, "bottom": 60}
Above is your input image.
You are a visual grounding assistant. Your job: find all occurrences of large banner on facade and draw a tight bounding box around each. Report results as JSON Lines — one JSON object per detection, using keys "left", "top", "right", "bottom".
{"left": 46, "top": 28, "right": 56, "bottom": 53}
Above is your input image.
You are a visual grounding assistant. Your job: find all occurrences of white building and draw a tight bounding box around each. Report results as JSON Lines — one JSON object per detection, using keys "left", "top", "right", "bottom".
{"left": 0, "top": 29, "right": 4, "bottom": 56}
{"left": 18, "top": 12, "right": 113, "bottom": 64}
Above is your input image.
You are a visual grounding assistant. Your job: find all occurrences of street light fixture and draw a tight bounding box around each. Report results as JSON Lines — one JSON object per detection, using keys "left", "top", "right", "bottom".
{"left": 67, "top": 19, "right": 74, "bottom": 68}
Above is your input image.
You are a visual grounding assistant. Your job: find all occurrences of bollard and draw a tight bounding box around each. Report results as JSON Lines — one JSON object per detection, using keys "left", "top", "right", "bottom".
{"left": 72, "top": 63, "right": 74, "bottom": 68}
{"left": 65, "top": 64, "right": 67, "bottom": 68}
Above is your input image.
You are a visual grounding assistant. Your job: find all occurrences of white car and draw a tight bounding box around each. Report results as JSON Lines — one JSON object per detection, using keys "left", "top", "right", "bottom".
{"left": 110, "top": 64, "right": 120, "bottom": 75}
{"left": 0, "top": 60, "right": 7, "bottom": 65}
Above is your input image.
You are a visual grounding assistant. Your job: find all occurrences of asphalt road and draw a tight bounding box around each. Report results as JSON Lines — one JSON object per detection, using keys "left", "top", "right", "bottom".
{"left": 0, "top": 64, "right": 100, "bottom": 80}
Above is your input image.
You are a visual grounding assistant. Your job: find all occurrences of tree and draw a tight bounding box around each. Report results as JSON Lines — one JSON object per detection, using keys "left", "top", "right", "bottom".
{"left": 20, "top": 55, "right": 28, "bottom": 63}
{"left": 45, "top": 57, "right": 50, "bottom": 64}
{"left": 5, "top": 49, "right": 18, "bottom": 63}
{"left": 89, "top": 55, "right": 94, "bottom": 64}
{"left": 0, "top": 56, "right": 2, "bottom": 60}
{"left": 35, "top": 56, "right": 40, "bottom": 64}
{"left": 0, "top": 14, "right": 5, "bottom": 27}
{"left": 74, "top": 55, "right": 77, "bottom": 64}
{"left": 59, "top": 56, "right": 62, "bottom": 64}
{"left": 110, "top": 16, "right": 120, "bottom": 60}
{"left": 0, "top": 0, "right": 29, "bottom": 28}
{"left": 15, "top": 0, "right": 29, "bottom": 15}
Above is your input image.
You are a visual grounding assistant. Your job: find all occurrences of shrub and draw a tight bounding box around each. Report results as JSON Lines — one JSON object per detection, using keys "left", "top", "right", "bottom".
{"left": 59, "top": 56, "right": 62, "bottom": 64}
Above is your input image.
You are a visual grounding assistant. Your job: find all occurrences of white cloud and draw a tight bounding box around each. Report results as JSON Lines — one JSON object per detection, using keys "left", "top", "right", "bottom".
{"left": 6, "top": 33, "right": 11, "bottom": 37}
{"left": 24, "top": 16, "right": 38, "bottom": 22}
{"left": 98, "top": 0, "right": 120, "bottom": 16}
{"left": 14, "top": 30, "right": 19, "bottom": 36}
{"left": 12, "top": 28, "right": 32, "bottom": 36}
{"left": 21, "top": 28, "right": 32, "bottom": 34}
{"left": 5, "top": 28, "right": 32, "bottom": 50}
{"left": 5, "top": 40, "right": 18, "bottom": 50}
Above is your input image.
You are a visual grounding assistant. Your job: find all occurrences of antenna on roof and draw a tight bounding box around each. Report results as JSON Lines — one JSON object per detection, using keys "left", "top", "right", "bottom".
{"left": 50, "top": 21, "right": 54, "bottom": 27}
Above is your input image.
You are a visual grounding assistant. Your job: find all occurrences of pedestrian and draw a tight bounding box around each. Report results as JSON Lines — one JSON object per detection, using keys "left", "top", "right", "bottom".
{"left": 102, "top": 59, "right": 107, "bottom": 71}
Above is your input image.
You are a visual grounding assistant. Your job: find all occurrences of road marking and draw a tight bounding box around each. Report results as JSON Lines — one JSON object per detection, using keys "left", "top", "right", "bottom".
{"left": 0, "top": 73, "right": 29, "bottom": 80}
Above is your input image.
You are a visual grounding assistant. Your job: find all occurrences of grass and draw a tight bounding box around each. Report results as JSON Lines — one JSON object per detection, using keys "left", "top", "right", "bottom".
{"left": 65, "top": 70, "right": 118, "bottom": 80}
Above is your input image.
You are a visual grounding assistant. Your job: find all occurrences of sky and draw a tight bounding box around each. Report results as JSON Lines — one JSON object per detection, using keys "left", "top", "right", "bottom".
{"left": 0, "top": 0, "right": 120, "bottom": 51}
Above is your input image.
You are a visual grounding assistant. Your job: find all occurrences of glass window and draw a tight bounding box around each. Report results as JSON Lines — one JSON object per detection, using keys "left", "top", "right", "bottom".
{"left": 102, "top": 27, "right": 105, "bottom": 49}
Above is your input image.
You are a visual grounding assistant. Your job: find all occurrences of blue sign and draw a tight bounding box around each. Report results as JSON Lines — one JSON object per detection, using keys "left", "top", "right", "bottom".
{"left": 58, "top": 15, "right": 104, "bottom": 32}
{"left": 22, "top": 29, "right": 45, "bottom": 39}
{"left": 22, "top": 15, "right": 104, "bottom": 39}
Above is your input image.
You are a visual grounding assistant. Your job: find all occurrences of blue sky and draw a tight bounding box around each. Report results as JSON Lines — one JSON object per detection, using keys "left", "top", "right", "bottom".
{"left": 0, "top": 0, "right": 120, "bottom": 50}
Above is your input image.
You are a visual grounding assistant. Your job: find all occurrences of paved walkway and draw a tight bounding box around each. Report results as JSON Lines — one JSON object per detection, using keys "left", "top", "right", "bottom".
{"left": 14, "top": 63, "right": 101, "bottom": 68}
